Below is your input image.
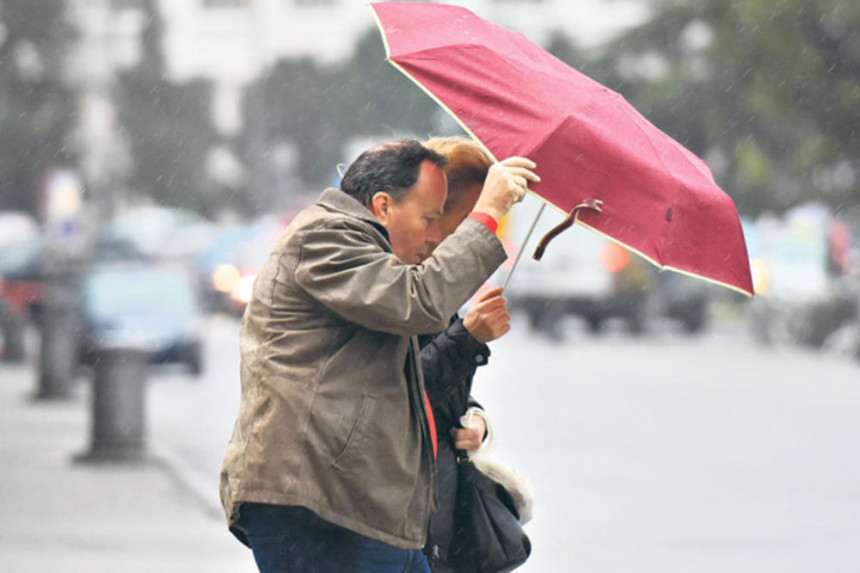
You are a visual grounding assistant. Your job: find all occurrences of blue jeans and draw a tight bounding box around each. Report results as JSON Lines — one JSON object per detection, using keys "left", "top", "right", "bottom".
{"left": 239, "top": 503, "right": 432, "bottom": 573}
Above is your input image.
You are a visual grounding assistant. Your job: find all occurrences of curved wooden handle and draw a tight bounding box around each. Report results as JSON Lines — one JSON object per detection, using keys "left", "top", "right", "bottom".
{"left": 532, "top": 199, "right": 603, "bottom": 261}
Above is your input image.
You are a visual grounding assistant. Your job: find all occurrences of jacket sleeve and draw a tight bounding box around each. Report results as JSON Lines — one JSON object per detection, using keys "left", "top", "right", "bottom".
{"left": 293, "top": 217, "right": 507, "bottom": 336}
{"left": 420, "top": 318, "right": 490, "bottom": 406}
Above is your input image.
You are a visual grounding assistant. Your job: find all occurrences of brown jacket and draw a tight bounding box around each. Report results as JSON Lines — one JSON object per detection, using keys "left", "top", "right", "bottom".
{"left": 219, "top": 188, "right": 507, "bottom": 549}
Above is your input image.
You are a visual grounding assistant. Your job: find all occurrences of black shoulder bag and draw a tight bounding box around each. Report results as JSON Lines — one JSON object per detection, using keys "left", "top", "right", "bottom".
{"left": 449, "top": 449, "right": 532, "bottom": 573}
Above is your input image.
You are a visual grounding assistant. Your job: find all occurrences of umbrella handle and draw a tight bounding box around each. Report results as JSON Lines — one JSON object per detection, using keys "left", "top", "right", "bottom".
{"left": 532, "top": 199, "right": 603, "bottom": 261}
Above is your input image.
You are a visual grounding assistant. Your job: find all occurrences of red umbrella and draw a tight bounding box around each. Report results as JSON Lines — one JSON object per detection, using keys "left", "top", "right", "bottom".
{"left": 370, "top": 1, "right": 754, "bottom": 296}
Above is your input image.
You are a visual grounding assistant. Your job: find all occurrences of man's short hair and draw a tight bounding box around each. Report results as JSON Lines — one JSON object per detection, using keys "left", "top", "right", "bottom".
{"left": 424, "top": 137, "right": 493, "bottom": 214}
{"left": 340, "top": 139, "right": 448, "bottom": 206}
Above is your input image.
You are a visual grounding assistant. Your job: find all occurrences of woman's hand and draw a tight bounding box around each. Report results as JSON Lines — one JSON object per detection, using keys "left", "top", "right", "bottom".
{"left": 451, "top": 415, "right": 487, "bottom": 452}
{"left": 463, "top": 287, "right": 510, "bottom": 343}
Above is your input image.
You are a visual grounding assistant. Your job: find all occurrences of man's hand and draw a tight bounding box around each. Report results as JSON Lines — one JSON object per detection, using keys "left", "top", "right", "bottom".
{"left": 463, "top": 286, "right": 510, "bottom": 343}
{"left": 472, "top": 157, "right": 540, "bottom": 222}
{"left": 451, "top": 414, "right": 486, "bottom": 452}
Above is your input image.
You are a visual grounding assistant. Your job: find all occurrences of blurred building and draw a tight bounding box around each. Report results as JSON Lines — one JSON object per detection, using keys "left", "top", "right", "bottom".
{"left": 67, "top": 0, "right": 649, "bottom": 142}
{"left": 65, "top": 0, "right": 144, "bottom": 217}
{"left": 157, "top": 0, "right": 650, "bottom": 136}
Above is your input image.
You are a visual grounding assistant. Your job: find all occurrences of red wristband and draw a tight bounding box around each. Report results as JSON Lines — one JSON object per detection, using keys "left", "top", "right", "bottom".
{"left": 468, "top": 212, "right": 499, "bottom": 235}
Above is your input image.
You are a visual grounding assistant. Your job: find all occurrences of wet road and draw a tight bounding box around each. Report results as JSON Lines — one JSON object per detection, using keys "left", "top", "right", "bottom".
{"left": 149, "top": 310, "right": 860, "bottom": 572}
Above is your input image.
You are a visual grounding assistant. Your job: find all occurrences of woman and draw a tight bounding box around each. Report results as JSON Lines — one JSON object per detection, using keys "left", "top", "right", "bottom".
{"left": 420, "top": 137, "right": 511, "bottom": 572}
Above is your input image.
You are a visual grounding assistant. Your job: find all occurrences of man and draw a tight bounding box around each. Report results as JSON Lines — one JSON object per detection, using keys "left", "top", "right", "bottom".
{"left": 220, "top": 139, "right": 538, "bottom": 572}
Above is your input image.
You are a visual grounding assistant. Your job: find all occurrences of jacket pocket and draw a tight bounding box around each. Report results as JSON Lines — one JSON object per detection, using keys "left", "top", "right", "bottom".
{"left": 331, "top": 393, "right": 376, "bottom": 470}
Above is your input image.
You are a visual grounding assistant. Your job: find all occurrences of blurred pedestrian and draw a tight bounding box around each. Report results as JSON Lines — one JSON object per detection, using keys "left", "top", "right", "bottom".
{"left": 418, "top": 136, "right": 512, "bottom": 572}
{"left": 220, "top": 139, "right": 539, "bottom": 573}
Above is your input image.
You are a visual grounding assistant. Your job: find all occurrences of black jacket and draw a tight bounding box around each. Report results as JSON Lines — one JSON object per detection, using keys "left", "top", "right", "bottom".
{"left": 419, "top": 317, "right": 490, "bottom": 571}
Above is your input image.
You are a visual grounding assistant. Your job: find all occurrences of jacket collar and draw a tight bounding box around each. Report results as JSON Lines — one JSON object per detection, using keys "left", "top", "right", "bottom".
{"left": 316, "top": 187, "right": 389, "bottom": 239}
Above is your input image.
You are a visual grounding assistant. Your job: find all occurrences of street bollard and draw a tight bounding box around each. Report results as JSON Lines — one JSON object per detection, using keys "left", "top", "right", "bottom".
{"left": 36, "top": 261, "right": 81, "bottom": 400}
{"left": 0, "top": 305, "right": 27, "bottom": 363}
{"left": 76, "top": 345, "right": 152, "bottom": 463}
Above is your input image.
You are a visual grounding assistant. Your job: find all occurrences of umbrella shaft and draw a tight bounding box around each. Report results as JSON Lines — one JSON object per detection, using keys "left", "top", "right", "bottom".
{"left": 502, "top": 202, "right": 546, "bottom": 292}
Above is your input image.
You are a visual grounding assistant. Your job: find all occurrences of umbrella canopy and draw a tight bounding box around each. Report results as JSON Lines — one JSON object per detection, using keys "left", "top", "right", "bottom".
{"left": 371, "top": 1, "right": 754, "bottom": 296}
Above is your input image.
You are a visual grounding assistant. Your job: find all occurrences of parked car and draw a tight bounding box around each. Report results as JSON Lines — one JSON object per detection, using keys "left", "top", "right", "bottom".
{"left": 654, "top": 270, "right": 712, "bottom": 334}
{"left": 0, "top": 237, "right": 44, "bottom": 315}
{"left": 746, "top": 204, "right": 856, "bottom": 347}
{"left": 195, "top": 223, "right": 260, "bottom": 314}
{"left": 98, "top": 205, "right": 217, "bottom": 262}
{"left": 78, "top": 263, "right": 205, "bottom": 375}
{"left": 196, "top": 213, "right": 297, "bottom": 316}
{"left": 0, "top": 211, "right": 39, "bottom": 249}
{"left": 0, "top": 237, "right": 45, "bottom": 361}
{"left": 503, "top": 196, "right": 709, "bottom": 337}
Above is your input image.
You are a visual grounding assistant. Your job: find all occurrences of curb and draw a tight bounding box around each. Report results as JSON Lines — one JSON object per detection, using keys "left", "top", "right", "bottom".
{"left": 152, "top": 441, "right": 225, "bottom": 521}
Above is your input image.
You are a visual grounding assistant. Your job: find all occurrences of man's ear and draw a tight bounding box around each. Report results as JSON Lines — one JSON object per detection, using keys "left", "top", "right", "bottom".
{"left": 371, "top": 192, "right": 392, "bottom": 224}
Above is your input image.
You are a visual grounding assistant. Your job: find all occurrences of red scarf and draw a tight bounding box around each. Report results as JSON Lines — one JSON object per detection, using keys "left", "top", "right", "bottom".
{"left": 423, "top": 391, "right": 437, "bottom": 458}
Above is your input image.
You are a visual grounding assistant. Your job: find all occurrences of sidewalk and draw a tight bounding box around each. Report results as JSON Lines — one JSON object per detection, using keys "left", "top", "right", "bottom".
{"left": 0, "top": 361, "right": 257, "bottom": 573}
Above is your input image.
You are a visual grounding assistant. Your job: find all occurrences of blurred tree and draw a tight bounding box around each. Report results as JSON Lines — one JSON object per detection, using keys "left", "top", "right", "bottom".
{"left": 333, "top": 28, "right": 438, "bottom": 139}
{"left": 0, "top": 0, "right": 77, "bottom": 216}
{"left": 241, "top": 58, "right": 342, "bottom": 202}
{"left": 117, "top": 0, "right": 221, "bottom": 215}
{"left": 594, "top": 0, "right": 860, "bottom": 215}
{"left": 546, "top": 32, "right": 620, "bottom": 86}
{"left": 239, "top": 27, "right": 439, "bottom": 212}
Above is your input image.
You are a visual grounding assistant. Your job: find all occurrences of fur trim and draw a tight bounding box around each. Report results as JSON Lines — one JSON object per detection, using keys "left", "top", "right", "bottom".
{"left": 461, "top": 409, "right": 535, "bottom": 524}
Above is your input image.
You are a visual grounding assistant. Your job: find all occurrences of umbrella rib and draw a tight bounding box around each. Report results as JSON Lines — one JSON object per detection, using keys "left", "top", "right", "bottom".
{"left": 614, "top": 94, "right": 678, "bottom": 264}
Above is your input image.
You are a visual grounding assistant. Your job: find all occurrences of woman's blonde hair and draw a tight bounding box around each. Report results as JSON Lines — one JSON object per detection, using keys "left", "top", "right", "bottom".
{"left": 424, "top": 136, "right": 493, "bottom": 213}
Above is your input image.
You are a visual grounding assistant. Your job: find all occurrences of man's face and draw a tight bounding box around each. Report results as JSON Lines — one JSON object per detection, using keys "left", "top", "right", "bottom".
{"left": 372, "top": 160, "right": 447, "bottom": 264}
